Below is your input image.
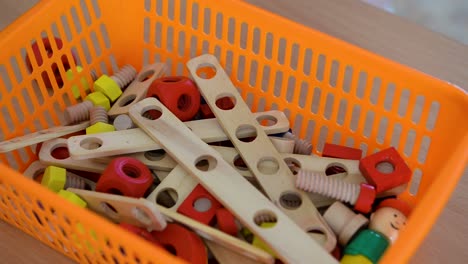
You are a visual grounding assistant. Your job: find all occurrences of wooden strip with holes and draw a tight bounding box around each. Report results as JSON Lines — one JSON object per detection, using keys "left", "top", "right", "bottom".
{"left": 0, "top": 122, "right": 89, "bottom": 153}
{"left": 67, "top": 188, "right": 166, "bottom": 231}
{"left": 128, "top": 98, "right": 337, "bottom": 263}
{"left": 108, "top": 63, "right": 167, "bottom": 117}
{"left": 187, "top": 54, "right": 336, "bottom": 251}
{"left": 69, "top": 189, "right": 274, "bottom": 264}
{"left": 67, "top": 110, "right": 290, "bottom": 160}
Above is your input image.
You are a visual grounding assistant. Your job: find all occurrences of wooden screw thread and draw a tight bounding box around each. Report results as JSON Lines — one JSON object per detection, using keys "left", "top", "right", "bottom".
{"left": 64, "top": 100, "right": 94, "bottom": 124}
{"left": 89, "top": 106, "right": 109, "bottom": 125}
{"left": 110, "top": 65, "right": 137, "bottom": 88}
{"left": 284, "top": 132, "right": 312, "bottom": 155}
{"left": 296, "top": 169, "right": 360, "bottom": 204}
{"left": 65, "top": 174, "right": 86, "bottom": 189}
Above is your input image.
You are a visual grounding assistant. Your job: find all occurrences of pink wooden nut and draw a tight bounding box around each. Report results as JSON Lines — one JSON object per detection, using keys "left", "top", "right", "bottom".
{"left": 96, "top": 157, "right": 153, "bottom": 198}
{"left": 359, "top": 147, "right": 412, "bottom": 193}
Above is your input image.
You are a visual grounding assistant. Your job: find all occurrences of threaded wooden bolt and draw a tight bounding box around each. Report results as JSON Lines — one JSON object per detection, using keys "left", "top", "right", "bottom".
{"left": 89, "top": 106, "right": 109, "bottom": 125}
{"left": 64, "top": 173, "right": 87, "bottom": 189}
{"left": 296, "top": 169, "right": 376, "bottom": 213}
{"left": 64, "top": 100, "right": 94, "bottom": 125}
{"left": 284, "top": 132, "right": 312, "bottom": 155}
{"left": 110, "top": 65, "right": 137, "bottom": 89}
{"left": 94, "top": 65, "right": 137, "bottom": 102}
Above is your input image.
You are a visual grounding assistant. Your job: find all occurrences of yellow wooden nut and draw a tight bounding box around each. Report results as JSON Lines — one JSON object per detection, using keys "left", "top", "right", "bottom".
{"left": 41, "top": 166, "right": 66, "bottom": 193}
{"left": 94, "top": 75, "right": 122, "bottom": 102}
{"left": 86, "top": 122, "right": 116, "bottom": 134}
{"left": 86, "top": 91, "right": 111, "bottom": 111}
{"left": 66, "top": 66, "right": 91, "bottom": 99}
{"left": 252, "top": 223, "right": 277, "bottom": 258}
{"left": 58, "top": 190, "right": 87, "bottom": 208}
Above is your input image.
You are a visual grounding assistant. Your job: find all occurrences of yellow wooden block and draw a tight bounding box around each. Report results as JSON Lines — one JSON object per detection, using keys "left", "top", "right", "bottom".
{"left": 86, "top": 122, "right": 116, "bottom": 135}
{"left": 94, "top": 75, "right": 122, "bottom": 102}
{"left": 41, "top": 166, "right": 66, "bottom": 192}
{"left": 58, "top": 190, "right": 87, "bottom": 208}
{"left": 66, "top": 66, "right": 91, "bottom": 99}
{"left": 252, "top": 223, "right": 277, "bottom": 258}
{"left": 86, "top": 91, "right": 111, "bottom": 111}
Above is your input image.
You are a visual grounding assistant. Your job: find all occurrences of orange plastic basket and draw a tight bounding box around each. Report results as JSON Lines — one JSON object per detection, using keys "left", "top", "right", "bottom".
{"left": 0, "top": 0, "right": 467, "bottom": 263}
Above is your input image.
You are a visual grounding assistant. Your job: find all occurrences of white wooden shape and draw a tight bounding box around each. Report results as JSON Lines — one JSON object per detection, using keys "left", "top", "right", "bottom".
{"left": 128, "top": 98, "right": 337, "bottom": 263}
{"left": 70, "top": 189, "right": 274, "bottom": 264}
{"left": 68, "top": 188, "right": 166, "bottom": 231}
{"left": 0, "top": 122, "right": 89, "bottom": 153}
{"left": 23, "top": 161, "right": 48, "bottom": 180}
{"left": 187, "top": 54, "right": 336, "bottom": 251}
{"left": 67, "top": 110, "right": 289, "bottom": 159}
{"left": 269, "top": 136, "right": 295, "bottom": 154}
{"left": 205, "top": 240, "right": 263, "bottom": 264}
{"left": 108, "top": 63, "right": 167, "bottom": 117}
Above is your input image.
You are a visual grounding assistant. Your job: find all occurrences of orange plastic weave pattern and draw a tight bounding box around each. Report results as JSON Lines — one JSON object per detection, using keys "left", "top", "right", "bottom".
{"left": 0, "top": 0, "right": 467, "bottom": 263}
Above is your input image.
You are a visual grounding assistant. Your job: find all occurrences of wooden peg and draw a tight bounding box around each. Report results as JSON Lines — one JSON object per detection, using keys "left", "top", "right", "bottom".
{"left": 129, "top": 98, "right": 337, "bottom": 263}
{"left": 0, "top": 122, "right": 89, "bottom": 153}
{"left": 187, "top": 54, "right": 336, "bottom": 251}
{"left": 68, "top": 188, "right": 166, "bottom": 231}
{"left": 67, "top": 110, "right": 289, "bottom": 159}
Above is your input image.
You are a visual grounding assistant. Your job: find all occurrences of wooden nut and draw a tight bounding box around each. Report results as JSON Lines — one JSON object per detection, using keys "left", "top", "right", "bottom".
{"left": 86, "top": 122, "right": 115, "bottom": 135}
{"left": 94, "top": 75, "right": 122, "bottom": 102}
{"left": 177, "top": 184, "right": 223, "bottom": 225}
{"left": 146, "top": 76, "right": 201, "bottom": 121}
{"left": 41, "top": 165, "right": 66, "bottom": 192}
{"left": 57, "top": 190, "right": 87, "bottom": 208}
{"left": 86, "top": 91, "right": 111, "bottom": 111}
{"left": 96, "top": 157, "right": 153, "bottom": 198}
{"left": 215, "top": 208, "right": 239, "bottom": 236}
{"left": 359, "top": 147, "right": 412, "bottom": 193}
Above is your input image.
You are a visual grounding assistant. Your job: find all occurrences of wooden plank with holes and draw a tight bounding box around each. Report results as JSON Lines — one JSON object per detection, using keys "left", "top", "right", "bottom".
{"left": 0, "top": 122, "right": 89, "bottom": 153}
{"left": 108, "top": 63, "right": 167, "bottom": 117}
{"left": 67, "top": 110, "right": 289, "bottom": 160}
{"left": 128, "top": 98, "right": 337, "bottom": 263}
{"left": 67, "top": 188, "right": 166, "bottom": 231}
{"left": 187, "top": 54, "right": 336, "bottom": 251}
{"left": 69, "top": 189, "right": 274, "bottom": 264}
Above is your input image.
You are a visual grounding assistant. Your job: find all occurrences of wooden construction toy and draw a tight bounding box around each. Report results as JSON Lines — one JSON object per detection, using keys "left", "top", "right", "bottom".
{"left": 86, "top": 122, "right": 115, "bottom": 135}
{"left": 72, "top": 189, "right": 274, "bottom": 264}
{"left": 215, "top": 208, "right": 239, "bottom": 236}
{"left": 187, "top": 54, "right": 336, "bottom": 251}
{"left": 177, "top": 184, "right": 223, "bottom": 225}
{"left": 86, "top": 91, "right": 111, "bottom": 111}
{"left": 94, "top": 65, "right": 137, "bottom": 102}
{"left": 252, "top": 223, "right": 277, "bottom": 258}
{"left": 204, "top": 240, "right": 263, "bottom": 264}
{"left": 341, "top": 198, "right": 412, "bottom": 264}
{"left": 151, "top": 223, "right": 208, "bottom": 264}
{"left": 95, "top": 149, "right": 178, "bottom": 172}
{"left": 359, "top": 147, "right": 412, "bottom": 193}
{"left": 129, "top": 98, "right": 337, "bottom": 263}
{"left": 269, "top": 136, "right": 296, "bottom": 154}
{"left": 113, "top": 114, "right": 135, "bottom": 130}
{"left": 119, "top": 223, "right": 163, "bottom": 247}
{"left": 68, "top": 188, "right": 167, "bottom": 231}
{"left": 41, "top": 165, "right": 66, "bottom": 193}
{"left": 95, "top": 157, "right": 153, "bottom": 198}
{"left": 146, "top": 76, "right": 201, "bottom": 121}
{"left": 296, "top": 169, "right": 376, "bottom": 214}
{"left": 58, "top": 190, "right": 87, "bottom": 208}
{"left": 283, "top": 132, "right": 313, "bottom": 155}
{"left": 89, "top": 106, "right": 109, "bottom": 125}
{"left": 323, "top": 202, "right": 369, "bottom": 246}
{"left": 322, "top": 143, "right": 363, "bottom": 160}
{"left": 64, "top": 101, "right": 94, "bottom": 124}
{"left": 108, "top": 63, "right": 167, "bottom": 117}
{"left": 67, "top": 110, "right": 289, "bottom": 159}
{"left": 0, "top": 121, "right": 89, "bottom": 153}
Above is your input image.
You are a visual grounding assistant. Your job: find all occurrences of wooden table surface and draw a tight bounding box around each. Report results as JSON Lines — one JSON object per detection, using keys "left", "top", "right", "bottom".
{"left": 1, "top": 0, "right": 467, "bottom": 263}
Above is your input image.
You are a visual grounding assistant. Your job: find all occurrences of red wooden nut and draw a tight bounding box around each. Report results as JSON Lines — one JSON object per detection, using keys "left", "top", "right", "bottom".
{"left": 96, "top": 157, "right": 153, "bottom": 198}
{"left": 322, "top": 143, "right": 362, "bottom": 160}
{"left": 119, "top": 223, "right": 162, "bottom": 247}
{"left": 151, "top": 223, "right": 207, "bottom": 264}
{"left": 215, "top": 208, "right": 238, "bottom": 236}
{"left": 177, "top": 184, "right": 222, "bottom": 225}
{"left": 146, "top": 76, "right": 201, "bottom": 121}
{"left": 200, "top": 104, "right": 215, "bottom": 119}
{"left": 359, "top": 147, "right": 412, "bottom": 193}
{"left": 25, "top": 37, "right": 77, "bottom": 88}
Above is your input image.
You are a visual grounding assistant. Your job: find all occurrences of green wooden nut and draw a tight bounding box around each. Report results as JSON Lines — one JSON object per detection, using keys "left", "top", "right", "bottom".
{"left": 41, "top": 166, "right": 66, "bottom": 193}
{"left": 66, "top": 66, "right": 91, "bottom": 99}
{"left": 86, "top": 91, "right": 111, "bottom": 111}
{"left": 86, "top": 122, "right": 116, "bottom": 134}
{"left": 58, "top": 190, "right": 87, "bottom": 208}
{"left": 252, "top": 223, "right": 277, "bottom": 258}
{"left": 94, "top": 75, "right": 122, "bottom": 102}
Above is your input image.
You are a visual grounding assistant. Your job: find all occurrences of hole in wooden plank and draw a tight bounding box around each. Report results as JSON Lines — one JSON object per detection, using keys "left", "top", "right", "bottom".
{"left": 194, "top": 155, "right": 218, "bottom": 172}
{"left": 235, "top": 124, "right": 257, "bottom": 143}
{"left": 409, "top": 169, "right": 422, "bottom": 196}
{"left": 253, "top": 210, "right": 277, "bottom": 226}
{"left": 141, "top": 106, "right": 163, "bottom": 120}
{"left": 257, "top": 157, "right": 280, "bottom": 175}
{"left": 196, "top": 63, "right": 217, "bottom": 79}
{"left": 325, "top": 162, "right": 347, "bottom": 176}
{"left": 100, "top": 202, "right": 119, "bottom": 218}
{"left": 215, "top": 94, "right": 236, "bottom": 110}
{"left": 233, "top": 155, "right": 249, "bottom": 171}
{"left": 144, "top": 149, "right": 166, "bottom": 161}
{"left": 156, "top": 188, "right": 178, "bottom": 208}
{"left": 279, "top": 191, "right": 302, "bottom": 209}
{"left": 284, "top": 157, "right": 301, "bottom": 175}
{"left": 80, "top": 137, "right": 103, "bottom": 150}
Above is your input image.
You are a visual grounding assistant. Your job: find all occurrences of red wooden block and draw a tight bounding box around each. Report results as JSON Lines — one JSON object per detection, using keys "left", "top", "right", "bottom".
{"left": 177, "top": 184, "right": 222, "bottom": 225}
{"left": 359, "top": 147, "right": 412, "bottom": 193}
{"left": 215, "top": 208, "right": 238, "bottom": 236}
{"left": 322, "top": 143, "right": 362, "bottom": 160}
{"left": 119, "top": 223, "right": 162, "bottom": 247}
{"left": 354, "top": 183, "right": 376, "bottom": 214}
{"left": 146, "top": 76, "right": 201, "bottom": 121}
{"left": 96, "top": 157, "right": 153, "bottom": 198}
{"left": 151, "top": 223, "right": 207, "bottom": 264}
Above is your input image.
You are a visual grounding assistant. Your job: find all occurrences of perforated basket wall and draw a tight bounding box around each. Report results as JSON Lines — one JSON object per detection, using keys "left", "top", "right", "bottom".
{"left": 0, "top": 0, "right": 467, "bottom": 263}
